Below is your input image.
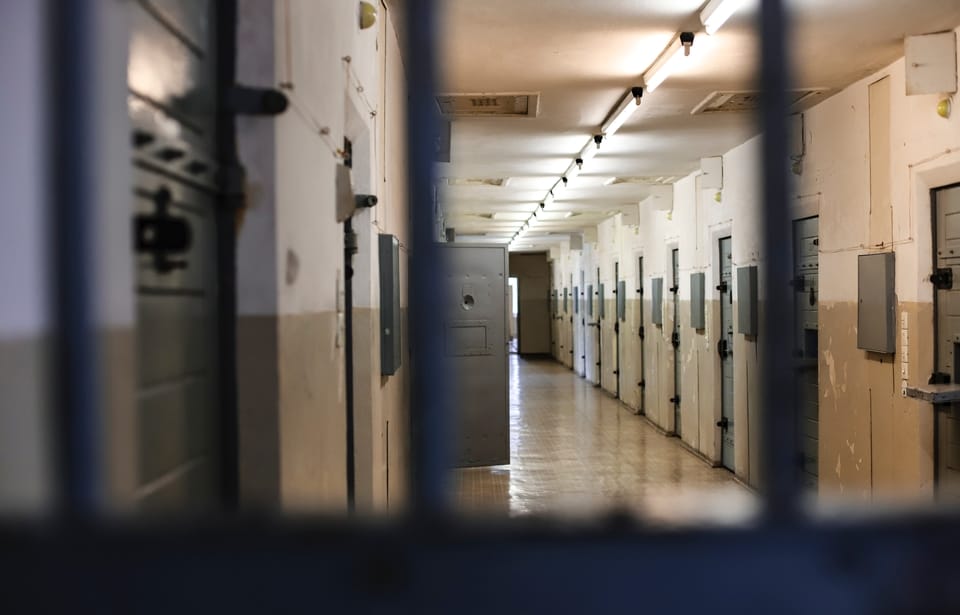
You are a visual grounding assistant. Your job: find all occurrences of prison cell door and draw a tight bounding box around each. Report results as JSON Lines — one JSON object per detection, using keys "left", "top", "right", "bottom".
{"left": 442, "top": 245, "right": 509, "bottom": 467}
{"left": 580, "top": 270, "right": 587, "bottom": 377}
{"left": 935, "top": 187, "right": 960, "bottom": 499}
{"left": 129, "top": 1, "right": 222, "bottom": 510}
{"left": 671, "top": 249, "right": 681, "bottom": 436}
{"left": 614, "top": 261, "right": 622, "bottom": 399}
{"left": 596, "top": 267, "right": 603, "bottom": 384}
{"left": 718, "top": 237, "right": 735, "bottom": 471}
{"left": 637, "top": 257, "right": 646, "bottom": 414}
{"left": 794, "top": 217, "right": 820, "bottom": 488}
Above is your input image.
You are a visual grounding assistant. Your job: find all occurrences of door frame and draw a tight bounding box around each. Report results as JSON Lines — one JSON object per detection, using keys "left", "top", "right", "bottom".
{"left": 710, "top": 225, "right": 733, "bottom": 465}
{"left": 633, "top": 249, "right": 646, "bottom": 415}
{"left": 665, "top": 241, "right": 680, "bottom": 435}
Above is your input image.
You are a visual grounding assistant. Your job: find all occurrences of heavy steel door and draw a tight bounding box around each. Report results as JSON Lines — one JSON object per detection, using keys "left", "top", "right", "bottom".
{"left": 442, "top": 245, "right": 509, "bottom": 467}
{"left": 129, "top": 1, "right": 222, "bottom": 510}
{"left": 793, "top": 217, "right": 819, "bottom": 488}
{"left": 614, "top": 261, "right": 621, "bottom": 398}
{"left": 580, "top": 270, "right": 586, "bottom": 376}
{"left": 934, "top": 187, "right": 960, "bottom": 499}
{"left": 596, "top": 267, "right": 603, "bottom": 383}
{"left": 671, "top": 249, "right": 681, "bottom": 435}
{"left": 718, "top": 237, "right": 735, "bottom": 470}
{"left": 638, "top": 257, "right": 646, "bottom": 414}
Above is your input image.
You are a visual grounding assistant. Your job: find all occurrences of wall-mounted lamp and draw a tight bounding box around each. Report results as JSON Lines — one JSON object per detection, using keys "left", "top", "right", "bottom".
{"left": 644, "top": 32, "right": 696, "bottom": 93}
{"left": 700, "top": 0, "right": 745, "bottom": 35}
{"left": 601, "top": 87, "right": 644, "bottom": 137}
{"left": 359, "top": 2, "right": 378, "bottom": 29}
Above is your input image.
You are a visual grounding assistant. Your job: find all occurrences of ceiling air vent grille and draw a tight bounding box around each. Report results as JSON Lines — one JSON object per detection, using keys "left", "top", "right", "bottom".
{"left": 605, "top": 176, "right": 685, "bottom": 186}
{"left": 691, "top": 89, "right": 828, "bottom": 114}
{"left": 445, "top": 177, "right": 511, "bottom": 187}
{"left": 437, "top": 93, "right": 540, "bottom": 118}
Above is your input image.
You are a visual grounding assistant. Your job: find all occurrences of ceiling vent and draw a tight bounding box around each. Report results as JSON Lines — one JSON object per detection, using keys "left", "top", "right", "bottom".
{"left": 691, "top": 89, "right": 828, "bottom": 114}
{"left": 437, "top": 93, "right": 540, "bottom": 118}
{"left": 445, "top": 177, "right": 511, "bottom": 187}
{"left": 604, "top": 176, "right": 685, "bottom": 186}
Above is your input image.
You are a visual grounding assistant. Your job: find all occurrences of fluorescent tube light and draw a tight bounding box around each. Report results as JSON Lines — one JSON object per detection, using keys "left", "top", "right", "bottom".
{"left": 643, "top": 32, "right": 695, "bottom": 93}
{"left": 601, "top": 87, "right": 643, "bottom": 137}
{"left": 700, "top": 0, "right": 745, "bottom": 35}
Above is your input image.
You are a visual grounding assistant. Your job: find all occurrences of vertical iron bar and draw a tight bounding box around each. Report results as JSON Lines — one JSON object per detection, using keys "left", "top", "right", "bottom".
{"left": 759, "top": 0, "right": 800, "bottom": 521}
{"left": 49, "top": 0, "right": 102, "bottom": 517}
{"left": 405, "top": 0, "right": 451, "bottom": 514}
{"left": 215, "top": 0, "right": 240, "bottom": 510}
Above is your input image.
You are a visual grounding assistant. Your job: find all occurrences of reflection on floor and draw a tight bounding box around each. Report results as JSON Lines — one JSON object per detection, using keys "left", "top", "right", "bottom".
{"left": 454, "top": 355, "right": 755, "bottom": 525}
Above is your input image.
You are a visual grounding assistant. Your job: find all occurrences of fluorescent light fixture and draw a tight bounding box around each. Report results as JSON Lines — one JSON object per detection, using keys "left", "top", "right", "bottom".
{"left": 601, "top": 87, "right": 643, "bottom": 137}
{"left": 700, "top": 0, "right": 745, "bottom": 35}
{"left": 643, "top": 32, "right": 695, "bottom": 93}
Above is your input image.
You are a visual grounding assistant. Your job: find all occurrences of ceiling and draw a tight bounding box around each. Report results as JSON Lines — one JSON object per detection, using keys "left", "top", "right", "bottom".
{"left": 433, "top": 0, "right": 960, "bottom": 250}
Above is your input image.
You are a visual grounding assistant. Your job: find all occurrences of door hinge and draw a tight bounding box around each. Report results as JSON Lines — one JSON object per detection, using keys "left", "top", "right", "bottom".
{"left": 638, "top": 380, "right": 646, "bottom": 388}
{"left": 930, "top": 268, "right": 953, "bottom": 290}
{"left": 716, "top": 417, "right": 729, "bottom": 430}
{"left": 671, "top": 331, "right": 680, "bottom": 348}
{"left": 638, "top": 326, "right": 645, "bottom": 340}
{"left": 669, "top": 396, "right": 681, "bottom": 405}
{"left": 717, "top": 338, "right": 730, "bottom": 359}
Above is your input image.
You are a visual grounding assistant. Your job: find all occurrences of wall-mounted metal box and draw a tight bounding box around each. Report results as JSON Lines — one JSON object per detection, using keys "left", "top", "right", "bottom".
{"left": 598, "top": 283, "right": 605, "bottom": 319}
{"left": 379, "top": 234, "right": 402, "bottom": 376}
{"left": 574, "top": 286, "right": 579, "bottom": 314}
{"left": 617, "top": 281, "right": 626, "bottom": 321}
{"left": 737, "top": 266, "right": 758, "bottom": 336}
{"left": 586, "top": 284, "right": 593, "bottom": 317}
{"left": 652, "top": 277, "right": 664, "bottom": 325}
{"left": 690, "top": 272, "right": 706, "bottom": 330}
{"left": 858, "top": 252, "right": 896, "bottom": 353}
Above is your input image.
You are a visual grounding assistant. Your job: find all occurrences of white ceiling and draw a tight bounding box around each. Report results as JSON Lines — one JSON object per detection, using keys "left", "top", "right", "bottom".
{"left": 435, "top": 0, "right": 960, "bottom": 250}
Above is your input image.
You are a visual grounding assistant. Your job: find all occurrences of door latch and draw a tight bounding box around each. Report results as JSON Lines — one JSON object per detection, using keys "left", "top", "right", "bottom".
{"left": 716, "top": 417, "right": 729, "bottom": 429}
{"left": 717, "top": 338, "right": 730, "bottom": 359}
{"left": 716, "top": 280, "right": 728, "bottom": 293}
{"left": 669, "top": 285, "right": 679, "bottom": 294}
{"left": 669, "top": 396, "right": 681, "bottom": 405}
{"left": 134, "top": 187, "right": 192, "bottom": 275}
{"left": 638, "top": 380, "right": 646, "bottom": 388}
{"left": 671, "top": 331, "right": 680, "bottom": 348}
{"left": 930, "top": 268, "right": 953, "bottom": 290}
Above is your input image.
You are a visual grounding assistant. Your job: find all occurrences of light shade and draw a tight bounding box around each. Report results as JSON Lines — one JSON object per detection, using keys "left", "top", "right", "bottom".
{"left": 700, "top": 0, "right": 745, "bottom": 35}
{"left": 643, "top": 33, "right": 695, "bottom": 93}
{"left": 601, "top": 88, "right": 642, "bottom": 137}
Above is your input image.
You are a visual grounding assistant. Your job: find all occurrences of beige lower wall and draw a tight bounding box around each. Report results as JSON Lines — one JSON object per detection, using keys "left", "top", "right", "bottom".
{"left": 819, "top": 300, "right": 934, "bottom": 500}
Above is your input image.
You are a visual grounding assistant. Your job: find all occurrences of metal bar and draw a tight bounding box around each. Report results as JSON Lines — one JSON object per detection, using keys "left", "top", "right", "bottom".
{"left": 345, "top": 219, "right": 357, "bottom": 511}
{"left": 48, "top": 0, "right": 103, "bottom": 517}
{"left": 759, "top": 0, "right": 800, "bottom": 520}
{"left": 404, "top": 0, "right": 452, "bottom": 514}
{"left": 215, "top": 0, "right": 241, "bottom": 510}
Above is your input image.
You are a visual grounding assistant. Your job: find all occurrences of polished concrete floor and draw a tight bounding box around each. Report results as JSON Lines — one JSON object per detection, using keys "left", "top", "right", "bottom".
{"left": 454, "top": 355, "right": 754, "bottom": 524}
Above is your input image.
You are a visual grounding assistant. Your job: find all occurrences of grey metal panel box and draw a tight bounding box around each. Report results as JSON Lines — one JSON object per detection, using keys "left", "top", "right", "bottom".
{"left": 586, "top": 284, "right": 593, "bottom": 317}
{"left": 599, "top": 284, "right": 606, "bottom": 319}
{"left": 617, "top": 281, "right": 626, "bottom": 321}
{"left": 652, "top": 277, "right": 664, "bottom": 325}
{"left": 574, "top": 286, "right": 579, "bottom": 314}
{"left": 379, "top": 234, "right": 402, "bottom": 375}
{"left": 858, "top": 252, "right": 896, "bottom": 353}
{"left": 737, "top": 266, "right": 758, "bottom": 336}
{"left": 690, "top": 272, "right": 706, "bottom": 330}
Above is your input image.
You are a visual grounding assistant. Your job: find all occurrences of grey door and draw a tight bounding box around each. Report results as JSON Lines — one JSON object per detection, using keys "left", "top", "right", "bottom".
{"left": 793, "top": 217, "right": 820, "bottom": 488}
{"left": 638, "top": 257, "right": 646, "bottom": 414}
{"left": 442, "top": 245, "right": 509, "bottom": 467}
{"left": 671, "top": 249, "right": 681, "bottom": 435}
{"left": 718, "top": 237, "right": 735, "bottom": 470}
{"left": 580, "top": 270, "right": 586, "bottom": 375}
{"left": 596, "top": 268, "right": 603, "bottom": 381}
{"left": 614, "top": 261, "right": 621, "bottom": 398}
{"left": 935, "top": 187, "right": 960, "bottom": 499}
{"left": 129, "top": 1, "right": 221, "bottom": 510}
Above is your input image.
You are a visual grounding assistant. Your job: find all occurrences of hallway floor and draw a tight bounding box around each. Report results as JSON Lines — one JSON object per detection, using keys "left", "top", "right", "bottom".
{"left": 454, "top": 356, "right": 755, "bottom": 525}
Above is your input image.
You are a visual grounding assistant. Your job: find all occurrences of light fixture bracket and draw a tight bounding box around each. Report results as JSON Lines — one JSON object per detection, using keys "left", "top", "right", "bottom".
{"left": 680, "top": 32, "right": 695, "bottom": 56}
{"left": 593, "top": 134, "right": 603, "bottom": 148}
{"left": 631, "top": 86, "right": 644, "bottom": 105}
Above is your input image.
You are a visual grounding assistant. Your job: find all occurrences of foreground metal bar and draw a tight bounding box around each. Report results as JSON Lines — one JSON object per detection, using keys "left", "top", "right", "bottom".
{"left": 405, "top": 0, "right": 452, "bottom": 513}
{"left": 48, "top": 0, "right": 103, "bottom": 517}
{"left": 2, "top": 516, "right": 959, "bottom": 612}
{"left": 759, "top": 0, "right": 800, "bottom": 520}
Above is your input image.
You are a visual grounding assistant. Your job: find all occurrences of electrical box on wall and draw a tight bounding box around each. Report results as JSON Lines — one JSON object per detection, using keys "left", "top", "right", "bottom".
{"left": 701, "top": 156, "right": 724, "bottom": 190}
{"left": 905, "top": 32, "right": 958, "bottom": 96}
{"left": 379, "top": 234, "right": 402, "bottom": 376}
{"left": 690, "top": 272, "right": 706, "bottom": 330}
{"left": 599, "top": 284, "right": 606, "bottom": 319}
{"left": 570, "top": 234, "right": 583, "bottom": 250}
{"left": 586, "top": 284, "right": 593, "bottom": 317}
{"left": 737, "top": 266, "right": 758, "bottom": 336}
{"left": 858, "top": 252, "right": 896, "bottom": 353}
{"left": 652, "top": 277, "right": 664, "bottom": 325}
{"left": 617, "top": 281, "right": 627, "bottom": 321}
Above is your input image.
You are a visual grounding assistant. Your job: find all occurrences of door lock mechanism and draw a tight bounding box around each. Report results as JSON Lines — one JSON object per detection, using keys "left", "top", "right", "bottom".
{"left": 134, "top": 186, "right": 192, "bottom": 275}
{"left": 930, "top": 268, "right": 954, "bottom": 290}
